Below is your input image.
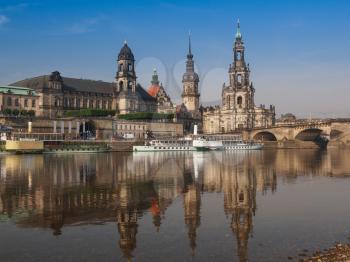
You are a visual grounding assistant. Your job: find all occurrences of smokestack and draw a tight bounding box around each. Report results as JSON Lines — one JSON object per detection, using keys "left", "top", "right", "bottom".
{"left": 193, "top": 125, "right": 198, "bottom": 136}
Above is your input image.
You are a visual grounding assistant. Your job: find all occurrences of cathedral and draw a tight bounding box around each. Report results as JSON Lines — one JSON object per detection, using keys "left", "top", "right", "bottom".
{"left": 202, "top": 21, "right": 275, "bottom": 134}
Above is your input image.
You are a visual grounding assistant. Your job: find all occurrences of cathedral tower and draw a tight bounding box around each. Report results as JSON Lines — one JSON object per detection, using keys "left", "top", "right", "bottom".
{"left": 116, "top": 41, "right": 136, "bottom": 93}
{"left": 182, "top": 33, "right": 200, "bottom": 113}
{"left": 116, "top": 41, "right": 138, "bottom": 114}
{"left": 228, "top": 20, "right": 255, "bottom": 112}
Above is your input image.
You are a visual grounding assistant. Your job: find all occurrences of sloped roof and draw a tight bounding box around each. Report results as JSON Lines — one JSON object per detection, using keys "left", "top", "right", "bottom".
{"left": 11, "top": 75, "right": 114, "bottom": 95}
{"left": 147, "top": 84, "right": 160, "bottom": 98}
{"left": 10, "top": 74, "right": 156, "bottom": 102}
{"left": 136, "top": 84, "right": 156, "bottom": 102}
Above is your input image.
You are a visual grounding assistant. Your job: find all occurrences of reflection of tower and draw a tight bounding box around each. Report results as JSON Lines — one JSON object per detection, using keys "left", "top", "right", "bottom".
{"left": 183, "top": 182, "right": 201, "bottom": 255}
{"left": 223, "top": 163, "right": 256, "bottom": 262}
{"left": 116, "top": 184, "right": 138, "bottom": 261}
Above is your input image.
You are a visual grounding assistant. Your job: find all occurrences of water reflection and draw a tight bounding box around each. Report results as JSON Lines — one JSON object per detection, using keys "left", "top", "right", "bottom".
{"left": 0, "top": 149, "right": 350, "bottom": 261}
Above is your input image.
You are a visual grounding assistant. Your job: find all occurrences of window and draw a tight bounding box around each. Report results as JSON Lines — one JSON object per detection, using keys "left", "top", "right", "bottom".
{"left": 7, "top": 97, "right": 12, "bottom": 106}
{"left": 96, "top": 100, "right": 100, "bottom": 109}
{"left": 69, "top": 98, "right": 74, "bottom": 108}
{"left": 76, "top": 98, "right": 80, "bottom": 108}
{"left": 239, "top": 192, "right": 244, "bottom": 202}
{"left": 237, "top": 96, "right": 242, "bottom": 106}
{"left": 32, "top": 99, "right": 36, "bottom": 107}
{"left": 83, "top": 99, "right": 87, "bottom": 108}
{"left": 15, "top": 98, "right": 19, "bottom": 107}
{"left": 119, "top": 81, "right": 123, "bottom": 90}
{"left": 108, "top": 100, "right": 112, "bottom": 110}
{"left": 237, "top": 74, "right": 242, "bottom": 85}
{"left": 128, "top": 81, "right": 132, "bottom": 89}
{"left": 237, "top": 51, "right": 241, "bottom": 60}
{"left": 54, "top": 97, "right": 60, "bottom": 107}
{"left": 63, "top": 97, "right": 68, "bottom": 107}
{"left": 24, "top": 99, "right": 28, "bottom": 107}
{"left": 128, "top": 64, "right": 133, "bottom": 71}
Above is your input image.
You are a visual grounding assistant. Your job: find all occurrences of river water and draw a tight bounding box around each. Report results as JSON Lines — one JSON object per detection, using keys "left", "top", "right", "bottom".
{"left": 0, "top": 149, "right": 350, "bottom": 261}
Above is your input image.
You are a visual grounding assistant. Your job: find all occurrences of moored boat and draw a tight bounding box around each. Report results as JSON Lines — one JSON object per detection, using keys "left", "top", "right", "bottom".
{"left": 192, "top": 137, "right": 223, "bottom": 151}
{"left": 133, "top": 138, "right": 195, "bottom": 152}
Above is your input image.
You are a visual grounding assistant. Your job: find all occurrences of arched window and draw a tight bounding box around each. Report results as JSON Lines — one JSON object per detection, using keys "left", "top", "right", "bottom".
{"left": 119, "top": 81, "right": 123, "bottom": 90}
{"left": 227, "top": 95, "right": 231, "bottom": 108}
{"left": 237, "top": 74, "right": 242, "bottom": 85}
{"left": 237, "top": 51, "right": 241, "bottom": 60}
{"left": 237, "top": 96, "right": 243, "bottom": 107}
{"left": 128, "top": 81, "right": 133, "bottom": 90}
{"left": 7, "top": 97, "right": 12, "bottom": 106}
{"left": 128, "top": 63, "right": 133, "bottom": 71}
{"left": 119, "top": 64, "right": 123, "bottom": 72}
{"left": 54, "top": 97, "right": 60, "bottom": 107}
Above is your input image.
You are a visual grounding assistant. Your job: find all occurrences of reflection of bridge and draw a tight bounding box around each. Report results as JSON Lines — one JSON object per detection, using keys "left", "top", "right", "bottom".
{"left": 245, "top": 119, "right": 350, "bottom": 147}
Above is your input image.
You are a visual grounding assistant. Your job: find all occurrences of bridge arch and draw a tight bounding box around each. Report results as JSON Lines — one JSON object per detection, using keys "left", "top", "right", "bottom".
{"left": 294, "top": 128, "right": 324, "bottom": 141}
{"left": 330, "top": 129, "right": 343, "bottom": 140}
{"left": 253, "top": 131, "right": 277, "bottom": 141}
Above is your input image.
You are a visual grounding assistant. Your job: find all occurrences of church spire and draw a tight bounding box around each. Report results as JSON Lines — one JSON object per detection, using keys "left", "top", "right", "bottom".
{"left": 151, "top": 68, "right": 159, "bottom": 86}
{"left": 235, "top": 19, "right": 242, "bottom": 40}
{"left": 187, "top": 30, "right": 193, "bottom": 60}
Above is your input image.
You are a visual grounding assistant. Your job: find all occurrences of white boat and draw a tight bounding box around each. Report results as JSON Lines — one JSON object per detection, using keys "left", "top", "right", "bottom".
{"left": 133, "top": 139, "right": 195, "bottom": 152}
{"left": 133, "top": 125, "right": 263, "bottom": 152}
{"left": 222, "top": 140, "right": 263, "bottom": 150}
{"left": 192, "top": 137, "right": 223, "bottom": 151}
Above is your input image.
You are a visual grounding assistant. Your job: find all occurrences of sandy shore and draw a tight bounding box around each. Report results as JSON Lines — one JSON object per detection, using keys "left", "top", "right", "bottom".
{"left": 299, "top": 243, "right": 350, "bottom": 262}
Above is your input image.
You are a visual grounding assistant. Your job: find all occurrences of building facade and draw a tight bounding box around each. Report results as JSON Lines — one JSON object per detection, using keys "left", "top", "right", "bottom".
{"left": 0, "top": 86, "right": 39, "bottom": 114}
{"left": 202, "top": 21, "right": 275, "bottom": 134}
{"left": 147, "top": 69, "right": 174, "bottom": 114}
{"left": 9, "top": 42, "right": 157, "bottom": 118}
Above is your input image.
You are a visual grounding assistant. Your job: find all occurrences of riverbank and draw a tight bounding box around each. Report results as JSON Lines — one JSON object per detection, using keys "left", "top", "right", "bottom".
{"left": 299, "top": 243, "right": 350, "bottom": 262}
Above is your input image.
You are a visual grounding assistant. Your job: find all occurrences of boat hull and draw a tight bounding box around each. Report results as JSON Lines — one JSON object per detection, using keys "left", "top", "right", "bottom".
{"left": 133, "top": 145, "right": 195, "bottom": 152}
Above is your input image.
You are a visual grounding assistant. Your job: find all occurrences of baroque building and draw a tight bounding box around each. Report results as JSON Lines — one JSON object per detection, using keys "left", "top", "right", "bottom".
{"left": 202, "top": 21, "right": 275, "bottom": 134}
{"left": 9, "top": 42, "right": 158, "bottom": 118}
{"left": 147, "top": 69, "right": 174, "bottom": 114}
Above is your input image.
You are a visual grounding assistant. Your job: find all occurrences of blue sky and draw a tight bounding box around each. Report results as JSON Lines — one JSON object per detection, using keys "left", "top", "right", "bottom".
{"left": 0, "top": 0, "right": 350, "bottom": 117}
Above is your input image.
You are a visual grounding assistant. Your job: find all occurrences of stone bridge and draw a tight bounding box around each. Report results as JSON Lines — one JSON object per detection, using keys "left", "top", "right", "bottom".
{"left": 244, "top": 119, "right": 350, "bottom": 146}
